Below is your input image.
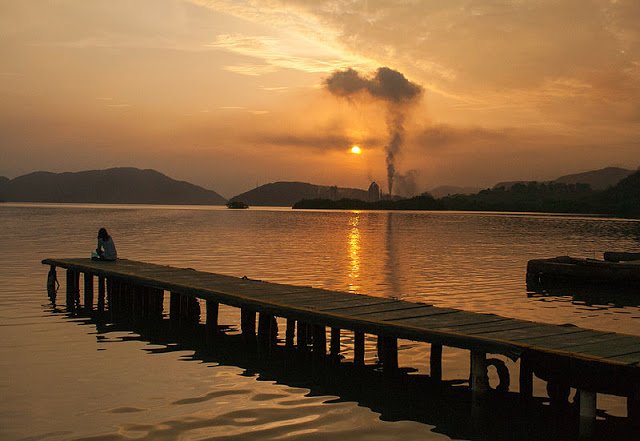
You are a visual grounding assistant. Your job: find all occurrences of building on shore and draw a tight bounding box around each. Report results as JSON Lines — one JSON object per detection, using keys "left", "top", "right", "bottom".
{"left": 367, "top": 181, "right": 381, "bottom": 202}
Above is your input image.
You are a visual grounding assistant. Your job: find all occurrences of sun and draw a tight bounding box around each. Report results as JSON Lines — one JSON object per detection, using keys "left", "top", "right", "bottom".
{"left": 350, "top": 145, "right": 362, "bottom": 155}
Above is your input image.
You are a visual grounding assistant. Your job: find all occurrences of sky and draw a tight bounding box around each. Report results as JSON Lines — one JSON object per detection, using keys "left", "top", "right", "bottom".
{"left": 1, "top": 0, "right": 639, "bottom": 198}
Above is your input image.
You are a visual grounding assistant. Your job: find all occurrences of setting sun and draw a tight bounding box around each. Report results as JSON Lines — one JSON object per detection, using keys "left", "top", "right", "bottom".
{"left": 351, "top": 145, "right": 362, "bottom": 154}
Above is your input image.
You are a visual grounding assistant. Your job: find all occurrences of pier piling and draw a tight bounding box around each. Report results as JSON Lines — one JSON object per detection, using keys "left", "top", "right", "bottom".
{"left": 430, "top": 343, "right": 443, "bottom": 382}
{"left": 83, "top": 273, "right": 93, "bottom": 310}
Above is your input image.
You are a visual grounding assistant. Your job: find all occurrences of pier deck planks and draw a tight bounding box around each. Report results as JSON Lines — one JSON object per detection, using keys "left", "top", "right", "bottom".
{"left": 43, "top": 258, "right": 640, "bottom": 372}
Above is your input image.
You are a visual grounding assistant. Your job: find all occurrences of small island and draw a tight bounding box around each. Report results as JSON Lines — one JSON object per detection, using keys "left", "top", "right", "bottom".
{"left": 226, "top": 201, "right": 249, "bottom": 209}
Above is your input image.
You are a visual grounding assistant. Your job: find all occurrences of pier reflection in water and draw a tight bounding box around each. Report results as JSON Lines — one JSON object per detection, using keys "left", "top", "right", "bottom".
{"left": 49, "top": 302, "right": 638, "bottom": 441}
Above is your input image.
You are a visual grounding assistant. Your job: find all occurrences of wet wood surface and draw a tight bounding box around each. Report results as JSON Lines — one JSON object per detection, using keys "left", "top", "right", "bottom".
{"left": 43, "top": 258, "right": 640, "bottom": 369}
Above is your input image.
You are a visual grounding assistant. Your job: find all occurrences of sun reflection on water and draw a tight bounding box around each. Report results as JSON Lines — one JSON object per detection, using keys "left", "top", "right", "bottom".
{"left": 347, "top": 212, "right": 361, "bottom": 292}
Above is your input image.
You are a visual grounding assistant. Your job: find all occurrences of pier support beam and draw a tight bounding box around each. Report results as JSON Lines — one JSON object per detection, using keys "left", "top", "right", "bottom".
{"left": 66, "top": 269, "right": 77, "bottom": 311}
{"left": 83, "top": 273, "right": 93, "bottom": 310}
{"left": 206, "top": 300, "right": 219, "bottom": 345}
{"left": 47, "top": 265, "right": 57, "bottom": 302}
{"left": 258, "top": 312, "right": 274, "bottom": 352}
{"left": 470, "top": 351, "right": 489, "bottom": 394}
{"left": 146, "top": 288, "right": 163, "bottom": 321}
{"left": 313, "top": 326, "right": 326, "bottom": 356}
{"left": 354, "top": 331, "right": 365, "bottom": 367}
{"left": 578, "top": 390, "right": 597, "bottom": 440}
{"left": 379, "top": 336, "right": 398, "bottom": 374}
{"left": 241, "top": 308, "right": 257, "bottom": 347}
{"left": 519, "top": 354, "right": 533, "bottom": 400}
{"left": 430, "top": 343, "right": 442, "bottom": 382}
{"left": 170, "top": 292, "right": 180, "bottom": 322}
{"left": 330, "top": 328, "right": 341, "bottom": 361}
{"left": 285, "top": 319, "right": 295, "bottom": 349}
{"left": 297, "top": 321, "right": 308, "bottom": 352}
{"left": 578, "top": 390, "right": 596, "bottom": 419}
{"left": 97, "top": 276, "right": 105, "bottom": 313}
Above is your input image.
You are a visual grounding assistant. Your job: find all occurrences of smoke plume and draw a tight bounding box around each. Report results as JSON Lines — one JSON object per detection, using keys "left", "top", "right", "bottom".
{"left": 325, "top": 67, "right": 422, "bottom": 195}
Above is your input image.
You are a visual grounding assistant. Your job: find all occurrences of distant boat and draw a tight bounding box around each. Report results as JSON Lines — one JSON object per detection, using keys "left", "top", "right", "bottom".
{"left": 226, "top": 201, "right": 249, "bottom": 209}
{"left": 526, "top": 252, "right": 640, "bottom": 291}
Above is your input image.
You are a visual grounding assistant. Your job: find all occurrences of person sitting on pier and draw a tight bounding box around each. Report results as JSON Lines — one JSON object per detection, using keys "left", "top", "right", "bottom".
{"left": 92, "top": 227, "right": 117, "bottom": 261}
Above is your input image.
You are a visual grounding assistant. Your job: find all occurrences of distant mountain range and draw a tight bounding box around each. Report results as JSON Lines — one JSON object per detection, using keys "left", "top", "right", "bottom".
{"left": 229, "top": 182, "right": 369, "bottom": 206}
{"left": 494, "top": 167, "right": 635, "bottom": 191}
{"left": 0, "top": 167, "right": 226, "bottom": 205}
{"left": 1, "top": 165, "right": 635, "bottom": 207}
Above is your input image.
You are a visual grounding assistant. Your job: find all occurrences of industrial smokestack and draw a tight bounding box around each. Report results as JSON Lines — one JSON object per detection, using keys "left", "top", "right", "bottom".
{"left": 325, "top": 67, "right": 422, "bottom": 195}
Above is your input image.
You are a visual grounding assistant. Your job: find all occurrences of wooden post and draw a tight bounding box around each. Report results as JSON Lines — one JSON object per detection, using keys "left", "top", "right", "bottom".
{"left": 66, "top": 269, "right": 75, "bottom": 310}
{"left": 578, "top": 390, "right": 596, "bottom": 419}
{"left": 170, "top": 292, "right": 180, "bottom": 323}
{"left": 97, "top": 276, "right": 105, "bottom": 313}
{"left": 430, "top": 343, "right": 443, "bottom": 382}
{"left": 313, "top": 325, "right": 326, "bottom": 364}
{"left": 380, "top": 336, "right": 398, "bottom": 374}
{"left": 83, "top": 273, "right": 94, "bottom": 310}
{"left": 188, "top": 297, "right": 200, "bottom": 325}
{"left": 134, "top": 285, "right": 145, "bottom": 321}
{"left": 578, "top": 389, "right": 597, "bottom": 440}
{"left": 179, "top": 294, "right": 189, "bottom": 325}
{"left": 258, "top": 312, "right": 272, "bottom": 349}
{"left": 330, "top": 328, "right": 341, "bottom": 359}
{"left": 519, "top": 354, "right": 533, "bottom": 400}
{"left": 47, "top": 265, "right": 58, "bottom": 302}
{"left": 285, "top": 319, "right": 295, "bottom": 349}
{"left": 106, "top": 278, "right": 113, "bottom": 317}
{"left": 241, "top": 308, "right": 257, "bottom": 347}
{"left": 297, "top": 321, "right": 308, "bottom": 351}
{"left": 354, "top": 331, "right": 365, "bottom": 367}
{"left": 470, "top": 350, "right": 489, "bottom": 394}
{"left": 73, "top": 271, "right": 80, "bottom": 308}
{"left": 206, "top": 300, "right": 219, "bottom": 344}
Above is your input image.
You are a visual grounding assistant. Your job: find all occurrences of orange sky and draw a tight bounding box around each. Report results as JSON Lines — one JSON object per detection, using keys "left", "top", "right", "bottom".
{"left": 1, "top": 0, "right": 639, "bottom": 198}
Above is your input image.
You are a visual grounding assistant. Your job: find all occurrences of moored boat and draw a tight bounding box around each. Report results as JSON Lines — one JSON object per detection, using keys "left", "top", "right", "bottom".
{"left": 526, "top": 253, "right": 640, "bottom": 291}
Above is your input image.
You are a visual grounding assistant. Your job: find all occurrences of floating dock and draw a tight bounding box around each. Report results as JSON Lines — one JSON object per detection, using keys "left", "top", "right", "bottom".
{"left": 43, "top": 258, "right": 640, "bottom": 425}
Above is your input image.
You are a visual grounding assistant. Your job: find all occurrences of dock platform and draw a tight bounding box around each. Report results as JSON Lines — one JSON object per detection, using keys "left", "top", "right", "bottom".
{"left": 42, "top": 258, "right": 640, "bottom": 424}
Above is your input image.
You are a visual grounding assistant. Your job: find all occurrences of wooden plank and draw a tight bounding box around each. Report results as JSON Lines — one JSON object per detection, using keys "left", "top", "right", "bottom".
{"left": 312, "top": 296, "right": 390, "bottom": 309}
{"left": 470, "top": 324, "right": 586, "bottom": 342}
{"left": 325, "top": 301, "right": 424, "bottom": 316}
{"left": 517, "top": 330, "right": 617, "bottom": 349}
{"left": 351, "top": 305, "right": 448, "bottom": 322}
{"left": 320, "top": 299, "right": 398, "bottom": 312}
{"left": 566, "top": 337, "right": 640, "bottom": 358}
{"left": 607, "top": 352, "right": 640, "bottom": 365}
{"left": 447, "top": 319, "right": 540, "bottom": 335}
{"left": 396, "top": 311, "right": 506, "bottom": 329}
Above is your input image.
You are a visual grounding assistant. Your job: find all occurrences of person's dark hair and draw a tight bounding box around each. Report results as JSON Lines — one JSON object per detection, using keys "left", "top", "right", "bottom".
{"left": 98, "top": 228, "right": 110, "bottom": 240}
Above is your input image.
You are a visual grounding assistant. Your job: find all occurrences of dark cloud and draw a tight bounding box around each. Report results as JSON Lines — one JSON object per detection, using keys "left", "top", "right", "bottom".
{"left": 325, "top": 66, "right": 423, "bottom": 195}
{"left": 256, "top": 133, "right": 381, "bottom": 151}
{"left": 414, "top": 124, "right": 510, "bottom": 149}
{"left": 325, "top": 67, "right": 422, "bottom": 103}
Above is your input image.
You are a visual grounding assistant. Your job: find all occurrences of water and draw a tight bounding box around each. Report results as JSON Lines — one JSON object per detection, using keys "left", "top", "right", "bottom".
{"left": 1, "top": 203, "right": 639, "bottom": 440}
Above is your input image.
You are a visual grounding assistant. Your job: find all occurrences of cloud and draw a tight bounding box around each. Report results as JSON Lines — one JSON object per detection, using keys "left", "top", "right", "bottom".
{"left": 253, "top": 132, "right": 381, "bottom": 151}
{"left": 413, "top": 125, "right": 512, "bottom": 150}
{"left": 207, "top": 32, "right": 367, "bottom": 74}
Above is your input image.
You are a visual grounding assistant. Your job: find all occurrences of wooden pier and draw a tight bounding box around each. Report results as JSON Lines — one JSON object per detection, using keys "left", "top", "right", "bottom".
{"left": 43, "top": 258, "right": 640, "bottom": 425}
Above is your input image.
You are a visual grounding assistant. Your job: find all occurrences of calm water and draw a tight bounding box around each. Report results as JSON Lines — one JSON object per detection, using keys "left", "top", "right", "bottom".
{"left": 1, "top": 203, "right": 639, "bottom": 440}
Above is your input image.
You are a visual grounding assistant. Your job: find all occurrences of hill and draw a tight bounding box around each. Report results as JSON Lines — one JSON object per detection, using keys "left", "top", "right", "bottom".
{"left": 595, "top": 170, "right": 640, "bottom": 217}
{"left": 0, "top": 167, "right": 226, "bottom": 205}
{"left": 554, "top": 166, "right": 634, "bottom": 190}
{"left": 429, "top": 185, "right": 481, "bottom": 198}
{"left": 230, "top": 182, "right": 369, "bottom": 206}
